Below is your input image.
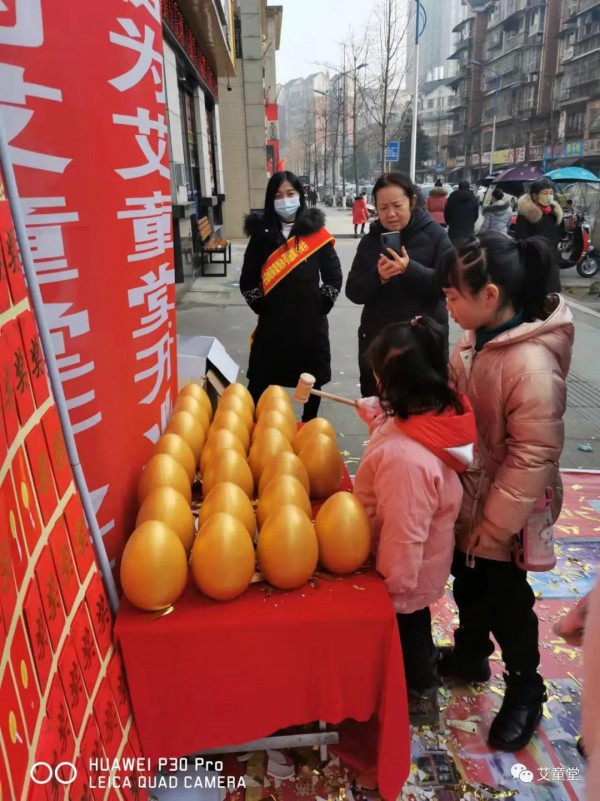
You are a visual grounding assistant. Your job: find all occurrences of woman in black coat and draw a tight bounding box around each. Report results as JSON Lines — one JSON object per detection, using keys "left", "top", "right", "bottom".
{"left": 346, "top": 172, "right": 453, "bottom": 397}
{"left": 240, "top": 171, "right": 343, "bottom": 420}
{"left": 515, "top": 177, "right": 564, "bottom": 292}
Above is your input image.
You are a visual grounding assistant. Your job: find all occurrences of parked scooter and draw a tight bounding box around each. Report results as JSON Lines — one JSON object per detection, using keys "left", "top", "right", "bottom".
{"left": 559, "top": 214, "right": 599, "bottom": 278}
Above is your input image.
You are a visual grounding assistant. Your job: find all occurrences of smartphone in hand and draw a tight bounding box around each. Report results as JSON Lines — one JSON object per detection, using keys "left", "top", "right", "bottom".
{"left": 380, "top": 231, "right": 401, "bottom": 255}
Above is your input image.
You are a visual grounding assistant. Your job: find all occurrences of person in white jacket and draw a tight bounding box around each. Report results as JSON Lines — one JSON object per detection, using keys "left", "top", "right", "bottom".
{"left": 479, "top": 188, "right": 512, "bottom": 235}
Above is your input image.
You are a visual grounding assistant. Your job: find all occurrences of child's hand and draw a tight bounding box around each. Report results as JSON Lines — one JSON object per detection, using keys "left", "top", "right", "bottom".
{"left": 553, "top": 595, "right": 589, "bottom": 647}
{"left": 356, "top": 397, "right": 385, "bottom": 432}
{"left": 377, "top": 246, "right": 409, "bottom": 282}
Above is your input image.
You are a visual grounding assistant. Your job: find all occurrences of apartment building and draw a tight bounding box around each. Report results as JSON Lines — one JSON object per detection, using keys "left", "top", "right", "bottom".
{"left": 554, "top": 0, "right": 600, "bottom": 172}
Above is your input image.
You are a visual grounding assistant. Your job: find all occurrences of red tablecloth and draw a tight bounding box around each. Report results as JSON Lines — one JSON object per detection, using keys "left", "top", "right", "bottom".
{"left": 115, "top": 572, "right": 410, "bottom": 800}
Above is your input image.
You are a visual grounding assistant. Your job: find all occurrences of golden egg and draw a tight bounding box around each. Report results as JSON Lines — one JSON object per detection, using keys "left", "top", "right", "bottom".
{"left": 121, "top": 520, "right": 188, "bottom": 611}
{"left": 153, "top": 433, "right": 196, "bottom": 482}
{"left": 256, "top": 385, "right": 292, "bottom": 415}
{"left": 315, "top": 492, "right": 371, "bottom": 574}
{"left": 256, "top": 397, "right": 297, "bottom": 427}
{"left": 173, "top": 395, "right": 211, "bottom": 434}
{"left": 258, "top": 451, "right": 311, "bottom": 496}
{"left": 179, "top": 383, "right": 214, "bottom": 420}
{"left": 257, "top": 475, "right": 311, "bottom": 529}
{"left": 257, "top": 505, "right": 318, "bottom": 590}
{"left": 248, "top": 428, "right": 293, "bottom": 484}
{"left": 221, "top": 383, "right": 255, "bottom": 414}
{"left": 298, "top": 434, "right": 344, "bottom": 498}
{"left": 165, "top": 410, "right": 205, "bottom": 460}
{"left": 138, "top": 454, "right": 192, "bottom": 505}
{"left": 294, "top": 417, "right": 337, "bottom": 454}
{"left": 217, "top": 394, "right": 255, "bottom": 430}
{"left": 200, "top": 429, "right": 246, "bottom": 476}
{"left": 251, "top": 410, "right": 296, "bottom": 444}
{"left": 202, "top": 449, "right": 254, "bottom": 499}
{"left": 199, "top": 481, "right": 256, "bottom": 540}
{"left": 191, "top": 513, "right": 256, "bottom": 601}
{"left": 136, "top": 486, "right": 196, "bottom": 553}
{"left": 209, "top": 410, "right": 251, "bottom": 453}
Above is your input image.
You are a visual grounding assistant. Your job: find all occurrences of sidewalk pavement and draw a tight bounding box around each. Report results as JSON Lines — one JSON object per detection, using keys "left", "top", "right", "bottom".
{"left": 176, "top": 204, "right": 600, "bottom": 470}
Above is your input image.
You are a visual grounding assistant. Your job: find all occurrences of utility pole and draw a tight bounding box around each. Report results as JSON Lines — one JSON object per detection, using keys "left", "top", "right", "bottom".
{"left": 341, "top": 46, "right": 347, "bottom": 200}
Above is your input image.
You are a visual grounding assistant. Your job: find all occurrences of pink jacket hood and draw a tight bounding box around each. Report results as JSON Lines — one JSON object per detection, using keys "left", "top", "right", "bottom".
{"left": 394, "top": 394, "right": 476, "bottom": 473}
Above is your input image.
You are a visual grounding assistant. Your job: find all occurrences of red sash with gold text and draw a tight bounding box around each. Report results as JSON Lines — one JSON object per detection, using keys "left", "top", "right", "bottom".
{"left": 261, "top": 228, "right": 335, "bottom": 295}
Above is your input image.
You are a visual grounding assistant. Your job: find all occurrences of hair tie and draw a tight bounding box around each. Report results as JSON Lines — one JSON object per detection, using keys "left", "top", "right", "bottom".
{"left": 516, "top": 239, "right": 527, "bottom": 256}
{"left": 410, "top": 315, "right": 422, "bottom": 327}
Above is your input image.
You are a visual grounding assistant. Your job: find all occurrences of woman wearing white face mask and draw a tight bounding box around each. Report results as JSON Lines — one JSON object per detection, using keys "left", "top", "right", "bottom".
{"left": 515, "top": 178, "right": 564, "bottom": 291}
{"left": 240, "top": 171, "right": 343, "bottom": 420}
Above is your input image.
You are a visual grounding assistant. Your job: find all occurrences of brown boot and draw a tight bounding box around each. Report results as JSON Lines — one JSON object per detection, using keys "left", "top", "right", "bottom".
{"left": 408, "top": 686, "right": 440, "bottom": 727}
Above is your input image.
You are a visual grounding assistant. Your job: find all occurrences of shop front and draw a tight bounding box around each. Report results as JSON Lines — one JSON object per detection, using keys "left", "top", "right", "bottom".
{"left": 162, "top": 2, "right": 226, "bottom": 284}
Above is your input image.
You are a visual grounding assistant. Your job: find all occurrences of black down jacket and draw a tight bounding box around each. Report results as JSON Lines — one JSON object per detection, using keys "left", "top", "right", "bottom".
{"left": 240, "top": 208, "right": 343, "bottom": 387}
{"left": 345, "top": 208, "right": 452, "bottom": 345}
{"left": 444, "top": 188, "right": 479, "bottom": 243}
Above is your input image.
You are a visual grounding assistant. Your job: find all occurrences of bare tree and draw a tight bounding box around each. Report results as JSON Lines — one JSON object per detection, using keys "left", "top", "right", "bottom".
{"left": 361, "top": 0, "right": 411, "bottom": 173}
{"left": 345, "top": 30, "right": 369, "bottom": 194}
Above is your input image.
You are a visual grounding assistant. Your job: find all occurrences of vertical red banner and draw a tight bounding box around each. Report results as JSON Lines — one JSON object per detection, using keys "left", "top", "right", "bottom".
{"left": 1, "top": 0, "right": 177, "bottom": 569}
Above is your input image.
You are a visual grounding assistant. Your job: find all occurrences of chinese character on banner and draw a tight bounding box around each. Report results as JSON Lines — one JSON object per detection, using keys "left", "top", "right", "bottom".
{"left": 4, "top": 0, "right": 177, "bottom": 568}
{"left": 117, "top": 193, "right": 172, "bottom": 261}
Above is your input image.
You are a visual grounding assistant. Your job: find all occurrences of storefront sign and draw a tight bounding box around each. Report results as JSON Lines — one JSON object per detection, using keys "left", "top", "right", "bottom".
{"left": 2, "top": 0, "right": 178, "bottom": 569}
{"left": 546, "top": 141, "right": 585, "bottom": 159}
{"left": 528, "top": 145, "right": 544, "bottom": 161}
{"left": 456, "top": 155, "right": 466, "bottom": 167}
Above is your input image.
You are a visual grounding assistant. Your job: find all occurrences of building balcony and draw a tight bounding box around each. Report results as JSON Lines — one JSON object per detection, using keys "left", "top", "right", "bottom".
{"left": 503, "top": 0, "right": 545, "bottom": 28}
{"left": 452, "top": 16, "right": 474, "bottom": 34}
{"left": 566, "top": 0, "right": 600, "bottom": 20}
{"left": 450, "top": 93, "right": 471, "bottom": 110}
{"left": 175, "top": 0, "right": 236, "bottom": 77}
{"left": 559, "top": 78, "right": 600, "bottom": 103}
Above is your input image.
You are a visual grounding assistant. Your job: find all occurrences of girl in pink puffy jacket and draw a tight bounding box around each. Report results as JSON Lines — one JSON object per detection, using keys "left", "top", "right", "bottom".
{"left": 438, "top": 231, "right": 574, "bottom": 753}
{"left": 353, "top": 317, "right": 476, "bottom": 726}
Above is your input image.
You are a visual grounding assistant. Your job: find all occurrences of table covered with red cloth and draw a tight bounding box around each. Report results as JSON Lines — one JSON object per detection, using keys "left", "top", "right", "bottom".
{"left": 115, "top": 571, "right": 410, "bottom": 800}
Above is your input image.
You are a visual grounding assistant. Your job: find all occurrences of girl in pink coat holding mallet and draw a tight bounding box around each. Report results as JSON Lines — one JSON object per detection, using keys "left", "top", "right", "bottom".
{"left": 353, "top": 316, "right": 476, "bottom": 726}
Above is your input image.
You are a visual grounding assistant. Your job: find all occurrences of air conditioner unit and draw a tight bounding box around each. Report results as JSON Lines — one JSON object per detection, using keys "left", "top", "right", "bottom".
{"left": 563, "top": 46, "right": 575, "bottom": 60}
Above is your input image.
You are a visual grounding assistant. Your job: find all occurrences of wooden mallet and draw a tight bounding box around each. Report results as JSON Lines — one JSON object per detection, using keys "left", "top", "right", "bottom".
{"left": 294, "top": 373, "right": 358, "bottom": 408}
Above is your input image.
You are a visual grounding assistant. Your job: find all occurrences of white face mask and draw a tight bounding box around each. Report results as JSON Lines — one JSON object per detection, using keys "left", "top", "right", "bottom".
{"left": 274, "top": 196, "right": 301, "bottom": 221}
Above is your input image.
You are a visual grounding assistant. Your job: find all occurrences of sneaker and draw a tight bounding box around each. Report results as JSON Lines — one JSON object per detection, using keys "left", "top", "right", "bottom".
{"left": 487, "top": 672, "right": 547, "bottom": 752}
{"left": 408, "top": 686, "right": 440, "bottom": 727}
{"left": 437, "top": 646, "right": 491, "bottom": 683}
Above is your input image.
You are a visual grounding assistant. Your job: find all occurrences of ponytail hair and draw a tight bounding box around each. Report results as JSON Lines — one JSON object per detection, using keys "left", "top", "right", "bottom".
{"left": 438, "top": 231, "right": 559, "bottom": 321}
{"left": 516, "top": 237, "right": 558, "bottom": 319}
{"left": 367, "top": 317, "right": 464, "bottom": 420}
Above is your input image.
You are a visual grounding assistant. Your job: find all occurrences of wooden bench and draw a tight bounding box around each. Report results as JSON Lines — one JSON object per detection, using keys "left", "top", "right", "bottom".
{"left": 197, "top": 216, "right": 231, "bottom": 276}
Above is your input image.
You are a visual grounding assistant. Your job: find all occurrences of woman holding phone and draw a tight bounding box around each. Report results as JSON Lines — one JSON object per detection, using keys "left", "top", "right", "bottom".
{"left": 346, "top": 172, "right": 453, "bottom": 396}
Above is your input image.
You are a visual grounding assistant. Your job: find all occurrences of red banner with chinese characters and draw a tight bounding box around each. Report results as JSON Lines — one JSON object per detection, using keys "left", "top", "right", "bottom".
{"left": 1, "top": 0, "right": 177, "bottom": 570}
{"left": 0, "top": 163, "right": 149, "bottom": 801}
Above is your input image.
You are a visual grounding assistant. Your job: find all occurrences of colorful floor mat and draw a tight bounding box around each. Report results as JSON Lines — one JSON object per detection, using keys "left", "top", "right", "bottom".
{"left": 209, "top": 471, "right": 598, "bottom": 801}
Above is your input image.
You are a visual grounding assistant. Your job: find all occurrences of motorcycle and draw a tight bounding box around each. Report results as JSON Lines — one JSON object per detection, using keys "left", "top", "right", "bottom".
{"left": 559, "top": 213, "right": 599, "bottom": 278}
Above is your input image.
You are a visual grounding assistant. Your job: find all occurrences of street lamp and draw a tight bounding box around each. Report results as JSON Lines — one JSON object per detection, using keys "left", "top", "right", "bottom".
{"left": 468, "top": 59, "right": 501, "bottom": 175}
{"left": 410, "top": 0, "right": 427, "bottom": 182}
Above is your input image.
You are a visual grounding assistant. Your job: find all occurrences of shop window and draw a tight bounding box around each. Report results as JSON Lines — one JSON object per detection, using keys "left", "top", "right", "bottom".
{"left": 566, "top": 111, "right": 585, "bottom": 136}
{"left": 205, "top": 96, "right": 218, "bottom": 198}
{"left": 179, "top": 83, "right": 201, "bottom": 202}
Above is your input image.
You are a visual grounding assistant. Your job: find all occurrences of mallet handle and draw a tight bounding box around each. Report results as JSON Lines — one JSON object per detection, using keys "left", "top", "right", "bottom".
{"left": 310, "top": 389, "right": 358, "bottom": 407}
